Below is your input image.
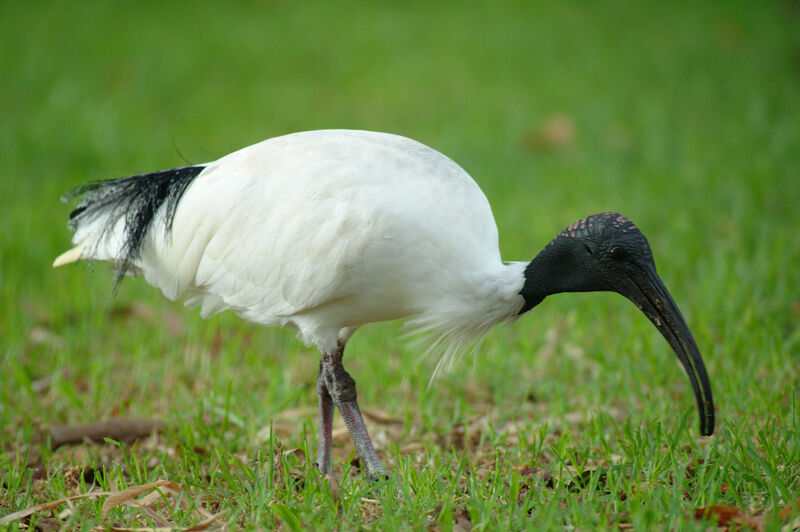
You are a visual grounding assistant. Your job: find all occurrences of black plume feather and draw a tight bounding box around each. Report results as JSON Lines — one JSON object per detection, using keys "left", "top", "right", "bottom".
{"left": 64, "top": 166, "right": 204, "bottom": 288}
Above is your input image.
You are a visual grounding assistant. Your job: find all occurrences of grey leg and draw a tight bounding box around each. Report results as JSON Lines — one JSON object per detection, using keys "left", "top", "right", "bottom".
{"left": 318, "top": 343, "right": 386, "bottom": 479}
{"left": 315, "top": 361, "right": 334, "bottom": 475}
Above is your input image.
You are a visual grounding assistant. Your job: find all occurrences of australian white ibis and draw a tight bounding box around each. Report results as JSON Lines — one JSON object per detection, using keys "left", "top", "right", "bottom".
{"left": 54, "top": 129, "right": 714, "bottom": 479}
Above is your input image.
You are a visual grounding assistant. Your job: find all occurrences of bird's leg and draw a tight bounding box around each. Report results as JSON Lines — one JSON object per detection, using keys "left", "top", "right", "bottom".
{"left": 315, "top": 360, "right": 334, "bottom": 475}
{"left": 318, "top": 342, "right": 386, "bottom": 479}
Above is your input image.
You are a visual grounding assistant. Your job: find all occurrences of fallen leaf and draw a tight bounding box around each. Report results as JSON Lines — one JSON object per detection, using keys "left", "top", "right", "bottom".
{"left": 521, "top": 114, "right": 575, "bottom": 152}
{"left": 282, "top": 447, "right": 306, "bottom": 461}
{"left": 115, "top": 499, "right": 170, "bottom": 528}
{"left": 331, "top": 426, "right": 350, "bottom": 442}
{"left": 46, "top": 418, "right": 166, "bottom": 448}
{"left": 398, "top": 442, "right": 425, "bottom": 455}
{"left": 184, "top": 512, "right": 227, "bottom": 531}
{"left": 31, "top": 374, "right": 55, "bottom": 394}
{"left": 28, "top": 326, "right": 66, "bottom": 349}
{"left": 109, "top": 302, "right": 154, "bottom": 322}
{"left": 92, "top": 526, "right": 176, "bottom": 532}
{"left": 694, "top": 505, "right": 763, "bottom": 530}
{"left": 695, "top": 505, "right": 741, "bottom": 525}
{"left": 102, "top": 480, "right": 180, "bottom": 517}
{"left": 0, "top": 491, "right": 113, "bottom": 525}
{"left": 779, "top": 498, "right": 800, "bottom": 521}
{"left": 783, "top": 516, "right": 800, "bottom": 532}
{"left": 92, "top": 517, "right": 225, "bottom": 532}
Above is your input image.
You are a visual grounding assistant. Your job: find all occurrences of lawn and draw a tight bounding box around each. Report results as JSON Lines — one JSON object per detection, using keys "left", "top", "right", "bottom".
{"left": 1, "top": 1, "right": 799, "bottom": 529}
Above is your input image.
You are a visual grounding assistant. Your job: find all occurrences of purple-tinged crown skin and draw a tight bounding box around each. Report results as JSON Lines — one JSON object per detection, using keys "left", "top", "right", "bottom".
{"left": 550, "top": 211, "right": 639, "bottom": 245}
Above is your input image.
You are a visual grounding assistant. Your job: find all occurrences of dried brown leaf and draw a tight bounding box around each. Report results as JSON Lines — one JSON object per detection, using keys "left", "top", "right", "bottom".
{"left": 398, "top": 442, "right": 425, "bottom": 455}
{"left": 47, "top": 418, "right": 166, "bottom": 448}
{"left": 784, "top": 516, "right": 800, "bottom": 532}
{"left": 521, "top": 114, "right": 575, "bottom": 152}
{"left": 331, "top": 426, "right": 350, "bottom": 442}
{"left": 110, "top": 302, "right": 154, "bottom": 321}
{"left": 102, "top": 480, "right": 180, "bottom": 517}
{"left": 694, "top": 505, "right": 763, "bottom": 530}
{"left": 281, "top": 447, "right": 306, "bottom": 461}
{"left": 184, "top": 512, "right": 228, "bottom": 531}
{"left": 0, "top": 491, "right": 113, "bottom": 525}
{"left": 695, "top": 504, "right": 741, "bottom": 525}
{"left": 31, "top": 374, "right": 55, "bottom": 394}
{"left": 28, "top": 326, "right": 66, "bottom": 349}
{"left": 92, "top": 526, "right": 180, "bottom": 532}
{"left": 92, "top": 526, "right": 170, "bottom": 532}
{"left": 124, "top": 503, "right": 171, "bottom": 528}
{"left": 779, "top": 498, "right": 800, "bottom": 521}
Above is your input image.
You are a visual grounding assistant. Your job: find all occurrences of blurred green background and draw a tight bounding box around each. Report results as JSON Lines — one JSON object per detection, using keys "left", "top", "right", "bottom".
{"left": 1, "top": 0, "right": 798, "bottom": 528}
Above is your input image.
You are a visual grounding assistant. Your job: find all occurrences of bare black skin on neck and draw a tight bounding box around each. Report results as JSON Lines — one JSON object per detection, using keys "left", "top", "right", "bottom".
{"left": 519, "top": 212, "right": 715, "bottom": 436}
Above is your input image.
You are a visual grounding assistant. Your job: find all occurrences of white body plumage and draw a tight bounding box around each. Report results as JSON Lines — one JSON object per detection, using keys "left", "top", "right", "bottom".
{"left": 58, "top": 130, "right": 527, "bottom": 365}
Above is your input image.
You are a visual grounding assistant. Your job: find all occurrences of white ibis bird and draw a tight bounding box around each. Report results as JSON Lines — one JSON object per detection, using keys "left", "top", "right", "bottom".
{"left": 54, "top": 129, "right": 714, "bottom": 479}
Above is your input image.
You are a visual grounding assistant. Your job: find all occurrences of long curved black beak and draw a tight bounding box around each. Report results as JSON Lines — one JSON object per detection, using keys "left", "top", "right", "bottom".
{"left": 620, "top": 267, "right": 715, "bottom": 436}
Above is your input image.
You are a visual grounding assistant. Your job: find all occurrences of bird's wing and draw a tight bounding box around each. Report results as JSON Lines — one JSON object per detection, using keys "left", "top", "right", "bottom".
{"left": 141, "top": 134, "right": 384, "bottom": 324}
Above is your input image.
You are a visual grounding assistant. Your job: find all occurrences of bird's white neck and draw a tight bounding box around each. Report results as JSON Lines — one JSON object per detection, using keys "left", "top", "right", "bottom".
{"left": 404, "top": 260, "right": 528, "bottom": 377}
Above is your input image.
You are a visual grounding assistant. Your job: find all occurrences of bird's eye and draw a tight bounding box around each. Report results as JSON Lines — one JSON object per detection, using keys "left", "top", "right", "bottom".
{"left": 609, "top": 247, "right": 629, "bottom": 260}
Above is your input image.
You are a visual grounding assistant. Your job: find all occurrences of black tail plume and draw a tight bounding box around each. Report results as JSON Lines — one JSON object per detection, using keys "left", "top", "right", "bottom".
{"left": 64, "top": 165, "right": 204, "bottom": 287}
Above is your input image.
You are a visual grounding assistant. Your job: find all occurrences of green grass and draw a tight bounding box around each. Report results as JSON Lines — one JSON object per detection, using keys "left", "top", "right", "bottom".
{"left": 2, "top": 1, "right": 799, "bottom": 529}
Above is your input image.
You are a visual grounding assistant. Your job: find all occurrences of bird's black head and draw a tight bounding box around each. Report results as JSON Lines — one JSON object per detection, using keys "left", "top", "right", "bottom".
{"left": 520, "top": 212, "right": 653, "bottom": 308}
{"left": 520, "top": 212, "right": 714, "bottom": 436}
